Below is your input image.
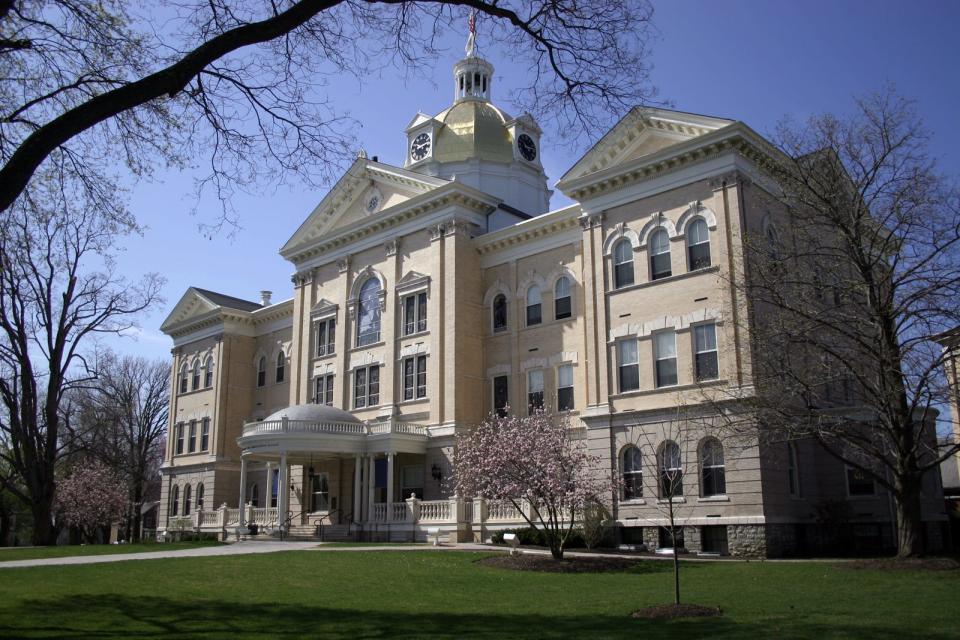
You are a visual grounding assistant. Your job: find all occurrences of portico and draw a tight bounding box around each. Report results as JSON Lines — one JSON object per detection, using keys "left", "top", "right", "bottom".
{"left": 235, "top": 405, "right": 430, "bottom": 531}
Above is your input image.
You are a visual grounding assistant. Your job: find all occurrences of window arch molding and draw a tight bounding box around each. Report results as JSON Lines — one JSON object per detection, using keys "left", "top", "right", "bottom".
{"left": 675, "top": 205, "right": 717, "bottom": 235}
{"left": 601, "top": 223, "right": 641, "bottom": 257}
{"left": 546, "top": 265, "right": 578, "bottom": 297}
{"left": 637, "top": 214, "right": 678, "bottom": 248}
{"left": 515, "top": 271, "right": 546, "bottom": 300}
{"left": 483, "top": 279, "right": 513, "bottom": 306}
{"left": 347, "top": 267, "right": 387, "bottom": 318}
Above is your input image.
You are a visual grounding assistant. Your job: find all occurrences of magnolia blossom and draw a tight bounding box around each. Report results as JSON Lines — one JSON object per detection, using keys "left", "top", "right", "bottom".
{"left": 455, "top": 408, "right": 615, "bottom": 559}
{"left": 56, "top": 461, "right": 128, "bottom": 542}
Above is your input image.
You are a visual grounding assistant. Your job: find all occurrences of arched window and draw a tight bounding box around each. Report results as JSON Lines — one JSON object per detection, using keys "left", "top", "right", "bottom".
{"left": 196, "top": 483, "right": 205, "bottom": 511}
{"left": 356, "top": 278, "right": 382, "bottom": 347}
{"left": 613, "top": 239, "right": 634, "bottom": 288}
{"left": 256, "top": 356, "right": 266, "bottom": 387}
{"left": 686, "top": 218, "right": 711, "bottom": 270}
{"left": 554, "top": 277, "right": 572, "bottom": 320}
{"left": 204, "top": 356, "right": 214, "bottom": 388}
{"left": 191, "top": 360, "right": 200, "bottom": 391}
{"left": 179, "top": 363, "right": 189, "bottom": 394}
{"left": 649, "top": 228, "right": 672, "bottom": 280}
{"left": 659, "top": 441, "right": 683, "bottom": 498}
{"left": 183, "top": 484, "right": 192, "bottom": 516}
{"left": 251, "top": 483, "right": 260, "bottom": 508}
{"left": 526, "top": 285, "right": 542, "bottom": 326}
{"left": 764, "top": 216, "right": 782, "bottom": 260}
{"left": 275, "top": 351, "right": 285, "bottom": 383}
{"left": 492, "top": 294, "right": 508, "bottom": 332}
{"left": 787, "top": 442, "right": 800, "bottom": 497}
{"left": 622, "top": 446, "right": 643, "bottom": 500}
{"left": 700, "top": 438, "right": 726, "bottom": 497}
{"left": 171, "top": 485, "right": 180, "bottom": 516}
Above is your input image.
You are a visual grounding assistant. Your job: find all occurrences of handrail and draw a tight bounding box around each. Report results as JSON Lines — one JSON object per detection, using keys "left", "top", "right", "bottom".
{"left": 316, "top": 508, "right": 346, "bottom": 541}
{"left": 241, "top": 418, "right": 430, "bottom": 438}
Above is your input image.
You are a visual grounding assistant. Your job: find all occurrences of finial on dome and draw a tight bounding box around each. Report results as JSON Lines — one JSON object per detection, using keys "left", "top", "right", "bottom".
{"left": 357, "top": 148, "right": 368, "bottom": 159}
{"left": 465, "top": 9, "right": 476, "bottom": 57}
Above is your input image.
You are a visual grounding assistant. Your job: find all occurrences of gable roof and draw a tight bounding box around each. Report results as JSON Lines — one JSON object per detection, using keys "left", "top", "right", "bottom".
{"left": 192, "top": 288, "right": 262, "bottom": 312}
{"left": 557, "top": 107, "right": 734, "bottom": 188}
{"left": 280, "top": 157, "right": 449, "bottom": 260}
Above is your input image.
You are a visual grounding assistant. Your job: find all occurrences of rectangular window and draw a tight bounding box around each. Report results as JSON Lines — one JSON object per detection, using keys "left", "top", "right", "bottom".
{"left": 526, "top": 301, "right": 542, "bottom": 326}
{"left": 527, "top": 369, "right": 544, "bottom": 414}
{"left": 354, "top": 365, "right": 380, "bottom": 409}
{"left": 401, "top": 466, "right": 424, "bottom": 500}
{"left": 188, "top": 420, "right": 197, "bottom": 453}
{"left": 200, "top": 417, "right": 210, "bottom": 451}
{"left": 847, "top": 467, "right": 876, "bottom": 496}
{"left": 175, "top": 423, "right": 184, "bottom": 455}
{"left": 402, "top": 356, "right": 428, "bottom": 401}
{"left": 402, "top": 292, "right": 428, "bottom": 336}
{"left": 315, "top": 318, "right": 336, "bottom": 357}
{"left": 617, "top": 340, "right": 640, "bottom": 392}
{"left": 655, "top": 331, "right": 678, "bottom": 387}
{"left": 493, "top": 375, "right": 509, "bottom": 417}
{"left": 314, "top": 374, "right": 334, "bottom": 406}
{"left": 557, "top": 364, "right": 574, "bottom": 411}
{"left": 694, "top": 323, "right": 719, "bottom": 381}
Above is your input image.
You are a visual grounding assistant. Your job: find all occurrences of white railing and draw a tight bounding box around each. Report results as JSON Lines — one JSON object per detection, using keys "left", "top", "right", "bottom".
{"left": 242, "top": 418, "right": 430, "bottom": 439}
{"left": 371, "top": 503, "right": 387, "bottom": 522}
{"left": 488, "top": 499, "right": 524, "bottom": 521}
{"left": 419, "top": 500, "right": 451, "bottom": 521}
{"left": 251, "top": 507, "right": 278, "bottom": 525}
{"left": 168, "top": 515, "right": 192, "bottom": 530}
{"left": 225, "top": 508, "right": 241, "bottom": 526}
{"left": 200, "top": 511, "right": 220, "bottom": 527}
{"left": 391, "top": 502, "right": 408, "bottom": 522}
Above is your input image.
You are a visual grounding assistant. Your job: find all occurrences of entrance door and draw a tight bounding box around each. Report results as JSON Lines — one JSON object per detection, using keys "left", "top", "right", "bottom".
{"left": 311, "top": 473, "right": 330, "bottom": 513}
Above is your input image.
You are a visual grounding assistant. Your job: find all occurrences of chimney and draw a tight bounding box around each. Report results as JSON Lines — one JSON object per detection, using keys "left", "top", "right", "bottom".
{"left": 259, "top": 290, "right": 272, "bottom": 306}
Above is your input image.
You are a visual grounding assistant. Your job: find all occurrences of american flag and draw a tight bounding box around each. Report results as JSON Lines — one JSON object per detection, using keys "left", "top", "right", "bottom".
{"left": 468, "top": 10, "right": 475, "bottom": 35}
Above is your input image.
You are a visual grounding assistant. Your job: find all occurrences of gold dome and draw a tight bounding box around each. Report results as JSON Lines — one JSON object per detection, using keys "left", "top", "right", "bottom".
{"left": 432, "top": 100, "right": 514, "bottom": 164}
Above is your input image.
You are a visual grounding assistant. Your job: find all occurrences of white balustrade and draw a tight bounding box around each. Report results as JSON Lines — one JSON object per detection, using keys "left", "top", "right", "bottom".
{"left": 242, "top": 419, "right": 431, "bottom": 439}
{"left": 225, "top": 508, "right": 241, "bottom": 526}
{"left": 372, "top": 503, "right": 387, "bottom": 522}
{"left": 488, "top": 499, "right": 524, "bottom": 521}
{"left": 250, "top": 507, "right": 278, "bottom": 525}
{"left": 391, "top": 502, "right": 408, "bottom": 522}
{"left": 199, "top": 511, "right": 219, "bottom": 527}
{"left": 419, "top": 500, "right": 452, "bottom": 522}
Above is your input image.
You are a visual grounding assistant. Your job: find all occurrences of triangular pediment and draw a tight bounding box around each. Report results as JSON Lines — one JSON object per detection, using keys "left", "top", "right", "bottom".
{"left": 159, "top": 288, "right": 220, "bottom": 333}
{"left": 311, "top": 297, "right": 339, "bottom": 317}
{"left": 280, "top": 159, "right": 448, "bottom": 259}
{"left": 557, "top": 107, "right": 734, "bottom": 188}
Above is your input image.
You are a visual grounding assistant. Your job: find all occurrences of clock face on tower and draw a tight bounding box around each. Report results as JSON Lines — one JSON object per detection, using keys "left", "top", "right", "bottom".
{"left": 517, "top": 133, "right": 537, "bottom": 162}
{"left": 410, "top": 132, "right": 431, "bottom": 162}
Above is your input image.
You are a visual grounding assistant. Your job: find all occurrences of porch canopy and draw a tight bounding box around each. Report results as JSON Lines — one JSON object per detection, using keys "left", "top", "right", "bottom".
{"left": 237, "top": 404, "right": 429, "bottom": 458}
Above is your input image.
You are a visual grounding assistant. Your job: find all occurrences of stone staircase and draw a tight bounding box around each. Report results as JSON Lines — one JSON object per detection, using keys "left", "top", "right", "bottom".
{"left": 280, "top": 523, "right": 355, "bottom": 542}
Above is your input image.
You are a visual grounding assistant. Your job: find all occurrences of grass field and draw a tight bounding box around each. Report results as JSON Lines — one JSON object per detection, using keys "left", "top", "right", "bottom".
{"left": 0, "top": 550, "right": 956, "bottom": 639}
{"left": 0, "top": 540, "right": 223, "bottom": 561}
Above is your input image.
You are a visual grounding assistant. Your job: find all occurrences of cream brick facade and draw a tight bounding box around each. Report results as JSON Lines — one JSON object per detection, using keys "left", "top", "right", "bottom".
{"left": 156, "top": 49, "right": 947, "bottom": 556}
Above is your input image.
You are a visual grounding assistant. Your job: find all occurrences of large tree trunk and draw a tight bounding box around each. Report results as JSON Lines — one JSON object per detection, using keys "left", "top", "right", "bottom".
{"left": 894, "top": 477, "right": 925, "bottom": 557}
{"left": 30, "top": 499, "right": 57, "bottom": 546}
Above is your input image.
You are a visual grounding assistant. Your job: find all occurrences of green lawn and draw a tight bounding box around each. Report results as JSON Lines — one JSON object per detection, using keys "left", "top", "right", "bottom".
{"left": 0, "top": 540, "right": 223, "bottom": 561}
{"left": 0, "top": 550, "right": 955, "bottom": 639}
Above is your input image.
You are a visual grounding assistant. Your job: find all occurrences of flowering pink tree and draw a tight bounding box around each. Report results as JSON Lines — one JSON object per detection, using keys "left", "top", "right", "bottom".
{"left": 455, "top": 409, "right": 614, "bottom": 560}
{"left": 55, "top": 462, "right": 128, "bottom": 543}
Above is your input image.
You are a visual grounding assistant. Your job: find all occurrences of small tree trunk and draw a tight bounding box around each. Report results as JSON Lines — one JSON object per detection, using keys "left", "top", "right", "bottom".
{"left": 669, "top": 497, "right": 680, "bottom": 605}
{"left": 894, "top": 478, "right": 924, "bottom": 557}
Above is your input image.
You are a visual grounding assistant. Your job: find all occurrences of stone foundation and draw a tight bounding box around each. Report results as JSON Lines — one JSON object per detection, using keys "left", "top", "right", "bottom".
{"left": 727, "top": 525, "right": 767, "bottom": 557}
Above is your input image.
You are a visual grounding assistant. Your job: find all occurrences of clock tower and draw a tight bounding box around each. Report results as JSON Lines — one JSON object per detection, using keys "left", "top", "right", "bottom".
{"left": 403, "top": 19, "right": 551, "bottom": 218}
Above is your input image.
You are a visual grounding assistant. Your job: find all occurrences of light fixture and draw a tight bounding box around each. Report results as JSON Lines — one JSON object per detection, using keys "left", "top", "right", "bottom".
{"left": 431, "top": 463, "right": 442, "bottom": 482}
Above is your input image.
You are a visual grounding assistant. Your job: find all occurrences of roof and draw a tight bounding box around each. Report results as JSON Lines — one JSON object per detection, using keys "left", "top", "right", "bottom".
{"left": 263, "top": 404, "right": 361, "bottom": 424}
{"left": 192, "top": 288, "right": 262, "bottom": 312}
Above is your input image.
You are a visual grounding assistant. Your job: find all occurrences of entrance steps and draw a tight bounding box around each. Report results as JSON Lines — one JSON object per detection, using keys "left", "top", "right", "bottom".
{"left": 276, "top": 523, "right": 355, "bottom": 542}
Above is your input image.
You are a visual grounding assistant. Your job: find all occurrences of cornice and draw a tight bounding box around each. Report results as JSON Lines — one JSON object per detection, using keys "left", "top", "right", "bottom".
{"left": 474, "top": 205, "right": 581, "bottom": 256}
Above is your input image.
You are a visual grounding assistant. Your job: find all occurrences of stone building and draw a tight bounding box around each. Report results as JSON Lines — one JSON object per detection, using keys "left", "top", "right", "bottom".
{"left": 157, "top": 39, "right": 947, "bottom": 556}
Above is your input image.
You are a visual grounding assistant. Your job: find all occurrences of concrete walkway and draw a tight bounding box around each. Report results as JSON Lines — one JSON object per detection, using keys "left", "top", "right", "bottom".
{"left": 0, "top": 540, "right": 319, "bottom": 569}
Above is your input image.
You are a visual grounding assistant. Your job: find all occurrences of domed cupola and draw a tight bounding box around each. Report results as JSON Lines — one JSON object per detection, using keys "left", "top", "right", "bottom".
{"left": 403, "top": 13, "right": 552, "bottom": 217}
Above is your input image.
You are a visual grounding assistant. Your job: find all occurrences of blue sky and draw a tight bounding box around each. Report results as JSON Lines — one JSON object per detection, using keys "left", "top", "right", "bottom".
{"left": 107, "top": 0, "right": 960, "bottom": 361}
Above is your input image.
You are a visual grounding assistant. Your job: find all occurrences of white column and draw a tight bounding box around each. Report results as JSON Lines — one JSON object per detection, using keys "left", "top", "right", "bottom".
{"left": 386, "top": 452, "right": 395, "bottom": 506}
{"left": 264, "top": 462, "right": 272, "bottom": 509}
{"left": 364, "top": 455, "right": 374, "bottom": 521}
{"left": 238, "top": 456, "right": 248, "bottom": 527}
{"left": 279, "top": 451, "right": 289, "bottom": 529}
{"left": 353, "top": 454, "right": 362, "bottom": 523}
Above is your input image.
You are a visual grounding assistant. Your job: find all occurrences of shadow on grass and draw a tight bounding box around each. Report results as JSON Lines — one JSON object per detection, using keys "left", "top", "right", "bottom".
{"left": 0, "top": 594, "right": 952, "bottom": 640}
